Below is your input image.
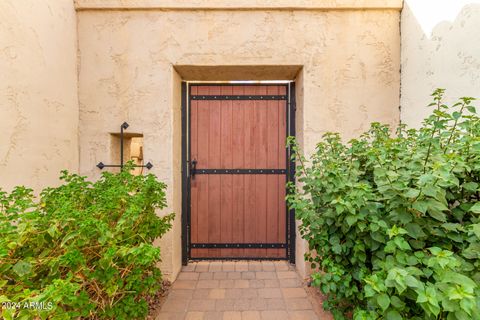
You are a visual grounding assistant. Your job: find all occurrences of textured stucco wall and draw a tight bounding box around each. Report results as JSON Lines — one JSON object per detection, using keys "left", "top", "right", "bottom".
{"left": 74, "top": 0, "right": 403, "bottom": 10}
{"left": 77, "top": 5, "right": 401, "bottom": 280}
{"left": 0, "top": 0, "right": 79, "bottom": 191}
{"left": 401, "top": 0, "right": 480, "bottom": 127}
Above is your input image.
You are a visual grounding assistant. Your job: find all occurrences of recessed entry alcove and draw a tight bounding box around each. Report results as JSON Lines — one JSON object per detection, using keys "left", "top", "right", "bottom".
{"left": 172, "top": 64, "right": 306, "bottom": 275}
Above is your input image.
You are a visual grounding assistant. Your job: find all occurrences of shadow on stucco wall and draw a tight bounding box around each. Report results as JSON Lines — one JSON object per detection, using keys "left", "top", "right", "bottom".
{"left": 401, "top": 0, "right": 480, "bottom": 127}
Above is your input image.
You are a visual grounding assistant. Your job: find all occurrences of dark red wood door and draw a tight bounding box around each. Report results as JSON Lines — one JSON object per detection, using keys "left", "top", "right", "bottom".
{"left": 189, "top": 84, "right": 288, "bottom": 259}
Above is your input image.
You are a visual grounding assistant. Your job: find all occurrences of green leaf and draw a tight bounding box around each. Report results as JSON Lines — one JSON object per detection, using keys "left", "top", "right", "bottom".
{"left": 364, "top": 285, "right": 376, "bottom": 298}
{"left": 443, "top": 272, "right": 477, "bottom": 289}
{"left": 377, "top": 293, "right": 390, "bottom": 311}
{"left": 460, "top": 298, "right": 475, "bottom": 315}
{"left": 60, "top": 231, "right": 80, "bottom": 247}
{"left": 454, "top": 309, "right": 471, "bottom": 320}
{"left": 12, "top": 261, "right": 32, "bottom": 277}
{"left": 463, "top": 182, "right": 478, "bottom": 192}
{"left": 386, "top": 310, "right": 402, "bottom": 320}
{"left": 470, "top": 202, "right": 480, "bottom": 214}
{"left": 2, "top": 308, "right": 14, "bottom": 320}
{"left": 417, "top": 291, "right": 428, "bottom": 303}
{"left": 463, "top": 242, "right": 480, "bottom": 259}
{"left": 388, "top": 225, "right": 408, "bottom": 238}
{"left": 412, "top": 200, "right": 428, "bottom": 214}
{"left": 394, "top": 237, "right": 411, "bottom": 250}
{"left": 441, "top": 223, "right": 462, "bottom": 232}
{"left": 471, "top": 224, "right": 480, "bottom": 238}
{"left": 47, "top": 224, "right": 58, "bottom": 238}
{"left": 466, "top": 105, "right": 476, "bottom": 113}
{"left": 404, "top": 188, "right": 420, "bottom": 198}
{"left": 423, "top": 185, "right": 439, "bottom": 199}
{"left": 427, "top": 199, "right": 448, "bottom": 222}
{"left": 405, "top": 275, "right": 420, "bottom": 288}
{"left": 390, "top": 296, "right": 405, "bottom": 309}
{"left": 345, "top": 215, "right": 358, "bottom": 226}
{"left": 371, "top": 231, "right": 386, "bottom": 243}
{"left": 405, "top": 223, "right": 426, "bottom": 239}
{"left": 6, "top": 242, "right": 17, "bottom": 249}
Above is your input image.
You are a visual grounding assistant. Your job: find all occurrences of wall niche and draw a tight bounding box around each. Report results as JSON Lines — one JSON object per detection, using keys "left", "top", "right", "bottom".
{"left": 110, "top": 132, "right": 144, "bottom": 175}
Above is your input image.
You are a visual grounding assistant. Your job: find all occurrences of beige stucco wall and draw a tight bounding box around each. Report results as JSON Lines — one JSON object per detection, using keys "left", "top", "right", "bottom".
{"left": 74, "top": 0, "right": 403, "bottom": 10}
{"left": 76, "top": 1, "right": 401, "bottom": 280}
{"left": 0, "top": 0, "right": 79, "bottom": 192}
{"left": 401, "top": 0, "right": 480, "bottom": 127}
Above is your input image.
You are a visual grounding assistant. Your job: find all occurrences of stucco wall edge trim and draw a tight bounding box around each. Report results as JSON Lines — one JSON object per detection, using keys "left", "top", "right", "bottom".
{"left": 75, "top": 0, "right": 403, "bottom": 11}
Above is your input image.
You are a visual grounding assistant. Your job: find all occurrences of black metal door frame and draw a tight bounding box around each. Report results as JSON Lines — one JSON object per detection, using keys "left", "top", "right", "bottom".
{"left": 181, "top": 82, "right": 296, "bottom": 265}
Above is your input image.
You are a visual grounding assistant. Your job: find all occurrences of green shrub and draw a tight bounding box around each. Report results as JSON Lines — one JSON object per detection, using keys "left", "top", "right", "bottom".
{"left": 0, "top": 165, "right": 174, "bottom": 319}
{"left": 288, "top": 90, "right": 480, "bottom": 320}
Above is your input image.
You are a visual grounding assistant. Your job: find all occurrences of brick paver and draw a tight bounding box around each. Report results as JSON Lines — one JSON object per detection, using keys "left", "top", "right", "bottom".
{"left": 157, "top": 261, "right": 329, "bottom": 320}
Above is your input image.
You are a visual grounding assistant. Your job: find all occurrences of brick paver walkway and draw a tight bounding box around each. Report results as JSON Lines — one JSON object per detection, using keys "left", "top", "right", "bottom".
{"left": 157, "top": 261, "right": 323, "bottom": 320}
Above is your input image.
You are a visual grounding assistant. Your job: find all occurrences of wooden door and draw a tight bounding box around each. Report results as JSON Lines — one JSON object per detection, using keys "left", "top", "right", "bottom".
{"left": 188, "top": 84, "right": 289, "bottom": 259}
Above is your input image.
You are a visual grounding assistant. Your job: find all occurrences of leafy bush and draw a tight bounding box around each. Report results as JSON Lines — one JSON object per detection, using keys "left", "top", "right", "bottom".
{"left": 288, "top": 90, "right": 480, "bottom": 320}
{"left": 0, "top": 166, "right": 174, "bottom": 319}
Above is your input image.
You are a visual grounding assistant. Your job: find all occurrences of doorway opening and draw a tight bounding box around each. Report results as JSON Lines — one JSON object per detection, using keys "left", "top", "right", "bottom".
{"left": 181, "top": 81, "right": 296, "bottom": 264}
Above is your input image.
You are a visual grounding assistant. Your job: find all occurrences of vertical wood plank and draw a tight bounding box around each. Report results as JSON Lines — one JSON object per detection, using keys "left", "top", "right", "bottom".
{"left": 243, "top": 86, "right": 257, "bottom": 257}
{"left": 278, "top": 86, "right": 288, "bottom": 258}
{"left": 278, "top": 175, "right": 287, "bottom": 258}
{"left": 255, "top": 85, "right": 268, "bottom": 257}
{"left": 193, "top": 85, "right": 210, "bottom": 258}
{"left": 279, "top": 87, "right": 287, "bottom": 169}
{"left": 232, "top": 85, "right": 245, "bottom": 257}
{"left": 220, "top": 86, "right": 233, "bottom": 257}
{"left": 266, "top": 86, "right": 279, "bottom": 257}
{"left": 208, "top": 85, "right": 221, "bottom": 257}
{"left": 190, "top": 86, "right": 199, "bottom": 257}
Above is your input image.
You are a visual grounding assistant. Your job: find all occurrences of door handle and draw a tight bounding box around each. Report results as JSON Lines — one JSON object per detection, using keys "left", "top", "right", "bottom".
{"left": 190, "top": 159, "right": 197, "bottom": 180}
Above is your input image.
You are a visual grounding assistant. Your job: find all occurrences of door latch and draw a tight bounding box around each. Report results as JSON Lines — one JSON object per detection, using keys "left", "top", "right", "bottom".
{"left": 190, "top": 159, "right": 197, "bottom": 180}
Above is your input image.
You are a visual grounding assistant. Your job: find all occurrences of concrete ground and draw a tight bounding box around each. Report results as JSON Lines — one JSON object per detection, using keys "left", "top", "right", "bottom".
{"left": 156, "top": 260, "right": 329, "bottom": 320}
